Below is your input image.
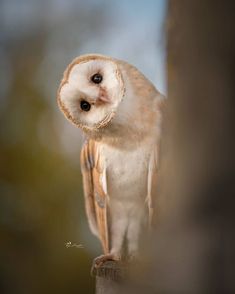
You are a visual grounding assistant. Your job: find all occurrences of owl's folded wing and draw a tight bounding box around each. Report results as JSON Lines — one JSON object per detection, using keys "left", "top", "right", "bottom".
{"left": 147, "top": 145, "right": 159, "bottom": 228}
{"left": 80, "top": 140, "right": 109, "bottom": 254}
{"left": 147, "top": 96, "right": 165, "bottom": 227}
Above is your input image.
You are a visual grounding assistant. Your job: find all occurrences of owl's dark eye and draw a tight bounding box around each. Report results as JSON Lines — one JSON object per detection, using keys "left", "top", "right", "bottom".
{"left": 80, "top": 100, "right": 91, "bottom": 112}
{"left": 91, "top": 73, "right": 103, "bottom": 84}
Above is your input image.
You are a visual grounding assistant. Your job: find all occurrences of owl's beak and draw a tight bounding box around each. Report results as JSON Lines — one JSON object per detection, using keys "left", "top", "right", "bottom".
{"left": 97, "top": 95, "right": 111, "bottom": 103}
{"left": 97, "top": 87, "right": 111, "bottom": 104}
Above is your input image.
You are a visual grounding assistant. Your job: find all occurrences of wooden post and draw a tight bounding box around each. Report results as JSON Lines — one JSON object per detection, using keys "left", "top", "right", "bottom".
{"left": 93, "top": 261, "right": 128, "bottom": 294}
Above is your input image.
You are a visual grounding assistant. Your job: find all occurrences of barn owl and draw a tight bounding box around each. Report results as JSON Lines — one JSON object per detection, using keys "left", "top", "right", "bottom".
{"left": 57, "top": 54, "right": 164, "bottom": 268}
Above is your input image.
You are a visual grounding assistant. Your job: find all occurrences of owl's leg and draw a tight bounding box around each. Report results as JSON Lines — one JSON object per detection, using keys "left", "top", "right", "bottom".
{"left": 126, "top": 208, "right": 144, "bottom": 260}
{"left": 110, "top": 214, "right": 127, "bottom": 257}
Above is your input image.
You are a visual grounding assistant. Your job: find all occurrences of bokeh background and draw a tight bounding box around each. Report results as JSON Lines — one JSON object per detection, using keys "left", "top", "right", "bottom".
{"left": 0, "top": 1, "right": 167, "bottom": 293}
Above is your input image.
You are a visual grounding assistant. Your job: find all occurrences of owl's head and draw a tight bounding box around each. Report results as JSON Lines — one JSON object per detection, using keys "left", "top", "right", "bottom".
{"left": 57, "top": 54, "right": 125, "bottom": 132}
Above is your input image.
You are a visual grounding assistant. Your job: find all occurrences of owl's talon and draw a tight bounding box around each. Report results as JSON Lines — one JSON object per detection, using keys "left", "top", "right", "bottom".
{"left": 91, "top": 253, "right": 121, "bottom": 276}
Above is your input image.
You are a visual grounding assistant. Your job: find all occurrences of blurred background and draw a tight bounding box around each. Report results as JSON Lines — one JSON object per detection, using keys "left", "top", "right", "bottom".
{"left": 0, "top": 1, "right": 167, "bottom": 293}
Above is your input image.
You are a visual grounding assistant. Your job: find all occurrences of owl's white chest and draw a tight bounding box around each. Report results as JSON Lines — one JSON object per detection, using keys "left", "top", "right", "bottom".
{"left": 100, "top": 142, "right": 152, "bottom": 254}
{"left": 100, "top": 143, "right": 151, "bottom": 204}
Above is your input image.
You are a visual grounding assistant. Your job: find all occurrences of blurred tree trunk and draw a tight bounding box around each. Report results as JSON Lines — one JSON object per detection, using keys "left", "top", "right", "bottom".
{"left": 147, "top": 1, "right": 235, "bottom": 293}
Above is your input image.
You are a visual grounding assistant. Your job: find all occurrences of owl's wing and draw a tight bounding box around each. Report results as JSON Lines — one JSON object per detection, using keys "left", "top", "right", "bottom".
{"left": 147, "top": 146, "right": 159, "bottom": 228}
{"left": 80, "top": 140, "right": 109, "bottom": 254}
{"left": 147, "top": 96, "right": 166, "bottom": 227}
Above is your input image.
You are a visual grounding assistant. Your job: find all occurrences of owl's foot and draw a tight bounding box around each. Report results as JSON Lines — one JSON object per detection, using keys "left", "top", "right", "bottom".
{"left": 91, "top": 253, "right": 121, "bottom": 276}
{"left": 93, "top": 253, "right": 121, "bottom": 268}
